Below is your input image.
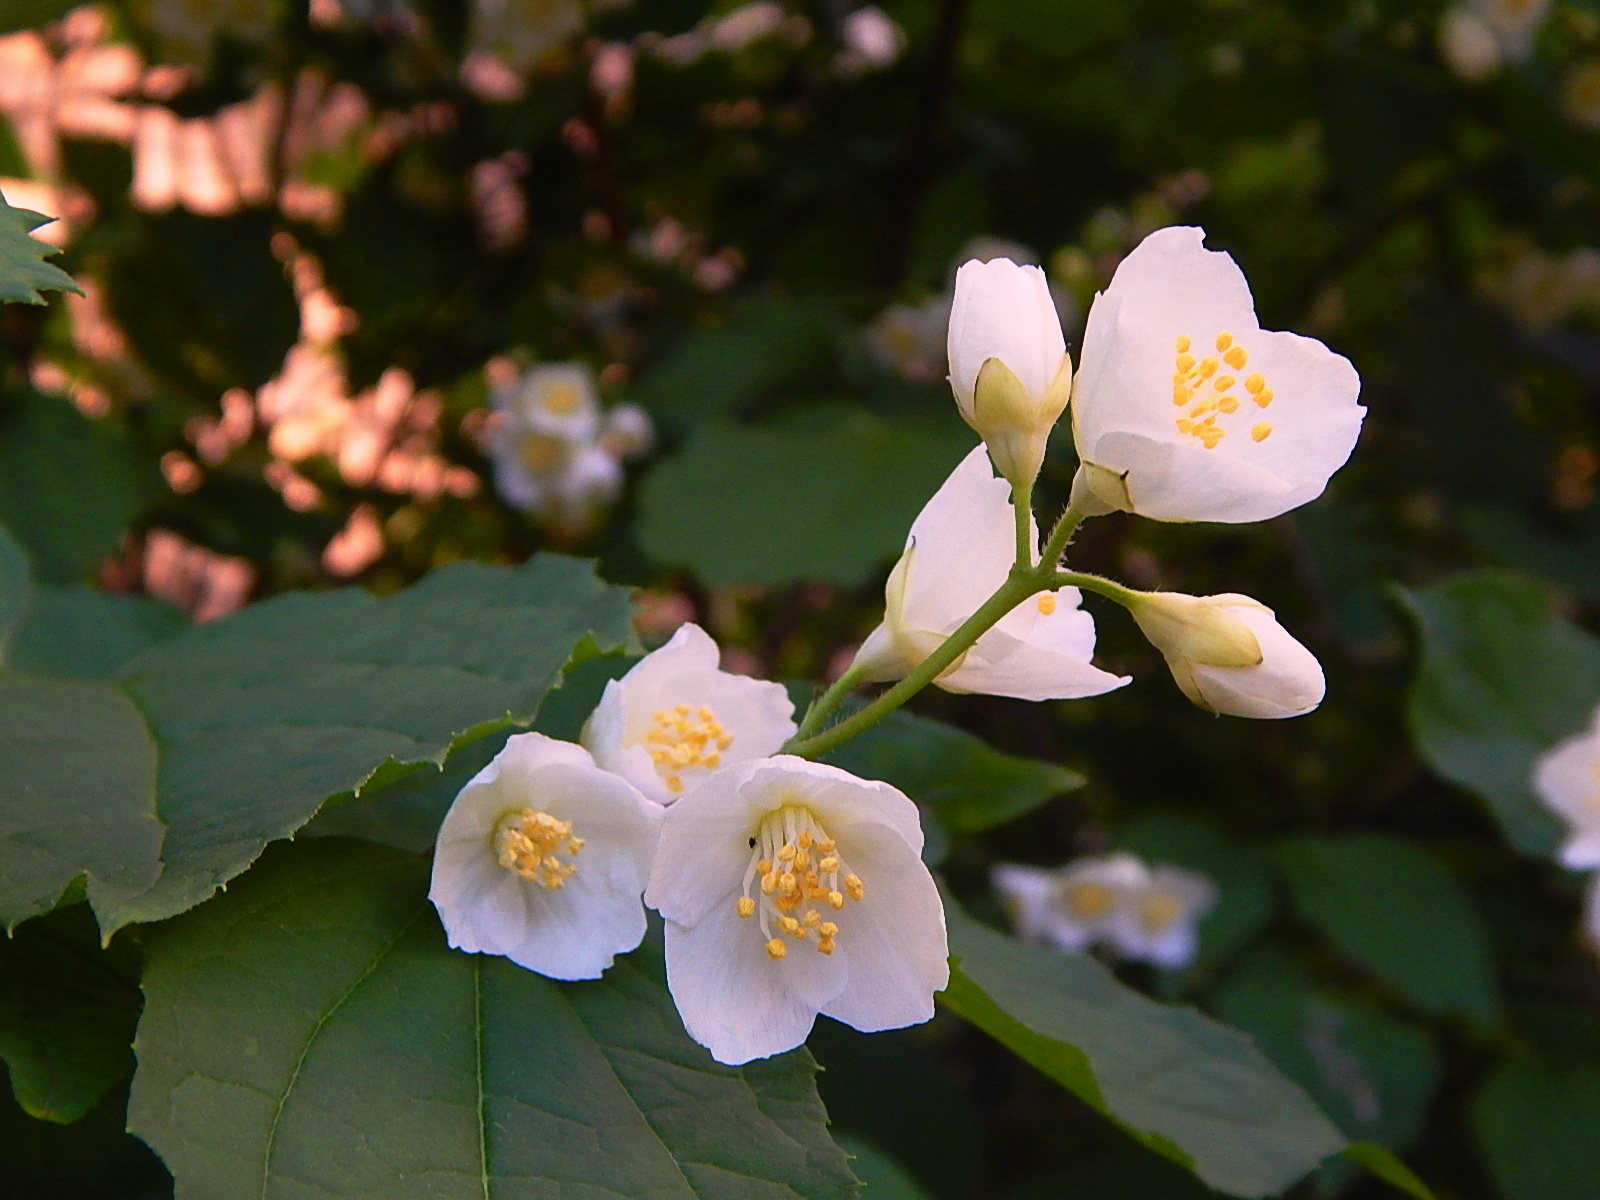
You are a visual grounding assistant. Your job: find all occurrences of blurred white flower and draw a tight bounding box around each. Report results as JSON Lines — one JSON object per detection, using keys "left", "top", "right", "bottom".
{"left": 993, "top": 852, "right": 1216, "bottom": 969}
{"left": 467, "top": 0, "right": 586, "bottom": 74}
{"left": 850, "top": 447, "right": 1130, "bottom": 701}
{"left": 429, "top": 732, "right": 663, "bottom": 980}
{"left": 1128, "top": 590, "right": 1326, "bottom": 719}
{"left": 1070, "top": 226, "right": 1365, "bottom": 524}
{"left": 485, "top": 362, "right": 653, "bottom": 534}
{"left": 645, "top": 756, "right": 947, "bottom": 1064}
{"left": 835, "top": 6, "right": 905, "bottom": 77}
{"left": 948, "top": 257, "right": 1073, "bottom": 491}
{"left": 583, "top": 623, "right": 797, "bottom": 804}
{"left": 1532, "top": 705, "right": 1600, "bottom": 869}
{"left": 1439, "top": 9, "right": 1504, "bottom": 80}
{"left": 1563, "top": 61, "right": 1600, "bottom": 132}
{"left": 1483, "top": 240, "right": 1600, "bottom": 332}
{"left": 865, "top": 295, "right": 950, "bottom": 382}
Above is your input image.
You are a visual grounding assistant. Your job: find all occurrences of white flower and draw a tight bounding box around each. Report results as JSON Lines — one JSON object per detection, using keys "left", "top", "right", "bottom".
{"left": 993, "top": 853, "right": 1148, "bottom": 952}
{"left": 645, "top": 756, "right": 948, "bottom": 1065}
{"left": 583, "top": 623, "right": 797, "bottom": 804}
{"left": 498, "top": 362, "right": 603, "bottom": 442}
{"left": 993, "top": 853, "right": 1217, "bottom": 969}
{"left": 947, "top": 257, "right": 1073, "bottom": 490}
{"left": 1070, "top": 226, "right": 1364, "bottom": 524}
{"left": 865, "top": 296, "right": 951, "bottom": 383}
{"left": 1104, "top": 862, "right": 1217, "bottom": 968}
{"left": 1128, "top": 590, "right": 1325, "bottom": 718}
{"left": 1532, "top": 705, "right": 1600, "bottom": 869}
{"left": 429, "top": 732, "right": 663, "bottom": 981}
{"left": 850, "top": 447, "right": 1130, "bottom": 701}
{"left": 1440, "top": 9, "right": 1504, "bottom": 79}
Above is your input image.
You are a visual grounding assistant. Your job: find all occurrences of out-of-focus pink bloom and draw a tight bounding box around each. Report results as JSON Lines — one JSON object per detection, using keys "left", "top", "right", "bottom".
{"left": 322, "top": 503, "right": 386, "bottom": 577}
{"left": 142, "top": 529, "right": 255, "bottom": 623}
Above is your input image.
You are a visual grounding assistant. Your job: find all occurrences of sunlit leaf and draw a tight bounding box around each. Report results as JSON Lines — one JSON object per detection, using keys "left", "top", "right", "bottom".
{"left": 129, "top": 839, "right": 861, "bottom": 1200}
{"left": 1397, "top": 571, "right": 1600, "bottom": 857}
{"left": 940, "top": 898, "right": 1345, "bottom": 1198}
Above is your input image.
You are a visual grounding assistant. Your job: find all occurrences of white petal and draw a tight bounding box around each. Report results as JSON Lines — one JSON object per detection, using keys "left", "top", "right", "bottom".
{"left": 897, "top": 446, "right": 1017, "bottom": 635}
{"left": 664, "top": 902, "right": 847, "bottom": 1065}
{"left": 817, "top": 821, "right": 947, "bottom": 1033}
{"left": 765, "top": 755, "right": 927, "bottom": 857}
{"left": 428, "top": 733, "right": 661, "bottom": 980}
{"left": 645, "top": 759, "right": 774, "bottom": 927}
{"left": 1072, "top": 226, "right": 1364, "bottom": 524}
{"left": 1533, "top": 716, "right": 1600, "bottom": 861}
{"left": 947, "top": 595, "right": 1130, "bottom": 701}
{"left": 1187, "top": 603, "right": 1324, "bottom": 718}
{"left": 947, "top": 259, "right": 1064, "bottom": 408}
{"left": 991, "top": 863, "right": 1059, "bottom": 943}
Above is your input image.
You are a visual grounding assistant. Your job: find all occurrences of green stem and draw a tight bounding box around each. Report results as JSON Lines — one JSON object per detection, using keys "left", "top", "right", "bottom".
{"left": 1038, "top": 500, "right": 1089, "bottom": 571}
{"left": 792, "top": 661, "right": 870, "bottom": 744}
{"left": 784, "top": 569, "right": 1043, "bottom": 759}
{"left": 1013, "top": 480, "right": 1034, "bottom": 567}
{"left": 1051, "top": 569, "right": 1141, "bottom": 608}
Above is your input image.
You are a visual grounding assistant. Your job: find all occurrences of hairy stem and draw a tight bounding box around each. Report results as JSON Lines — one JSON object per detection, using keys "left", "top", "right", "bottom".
{"left": 791, "top": 661, "right": 871, "bottom": 744}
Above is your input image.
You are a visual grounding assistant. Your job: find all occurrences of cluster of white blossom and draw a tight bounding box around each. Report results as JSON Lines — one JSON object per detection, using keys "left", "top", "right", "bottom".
{"left": 484, "top": 362, "right": 653, "bottom": 536}
{"left": 432, "top": 223, "right": 1365, "bottom": 1065}
{"left": 993, "top": 853, "right": 1216, "bottom": 968}
{"left": 1534, "top": 706, "right": 1600, "bottom": 950}
{"left": 1438, "top": 0, "right": 1550, "bottom": 81}
{"left": 431, "top": 623, "right": 948, "bottom": 1064}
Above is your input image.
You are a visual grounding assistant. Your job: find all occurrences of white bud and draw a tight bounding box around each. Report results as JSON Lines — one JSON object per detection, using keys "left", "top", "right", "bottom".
{"left": 947, "top": 258, "right": 1071, "bottom": 491}
{"left": 1129, "top": 591, "right": 1324, "bottom": 719}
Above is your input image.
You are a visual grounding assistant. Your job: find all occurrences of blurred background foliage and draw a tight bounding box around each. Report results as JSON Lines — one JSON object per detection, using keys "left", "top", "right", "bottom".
{"left": 3, "top": 0, "right": 1600, "bottom": 1196}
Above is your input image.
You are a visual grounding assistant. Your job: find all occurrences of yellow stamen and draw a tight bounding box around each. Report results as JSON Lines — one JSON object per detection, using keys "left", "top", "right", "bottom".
{"left": 1251, "top": 422, "right": 1272, "bottom": 442}
{"left": 1215, "top": 331, "right": 1234, "bottom": 352}
{"left": 492, "top": 808, "right": 584, "bottom": 890}
{"left": 736, "top": 896, "right": 756, "bottom": 918}
{"left": 1037, "top": 593, "right": 1057, "bottom": 616}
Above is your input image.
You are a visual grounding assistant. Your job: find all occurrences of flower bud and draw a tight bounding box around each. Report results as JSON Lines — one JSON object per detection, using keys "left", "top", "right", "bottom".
{"left": 1129, "top": 591, "right": 1324, "bottom": 719}
{"left": 947, "top": 258, "right": 1071, "bottom": 491}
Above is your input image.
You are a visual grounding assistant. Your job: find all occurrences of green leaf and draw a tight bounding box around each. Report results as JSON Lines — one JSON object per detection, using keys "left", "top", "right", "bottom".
{"left": 637, "top": 411, "right": 972, "bottom": 587}
{"left": 0, "top": 389, "right": 143, "bottom": 584}
{"left": 129, "top": 838, "right": 860, "bottom": 1200}
{"left": 1472, "top": 1056, "right": 1600, "bottom": 1200}
{"left": 0, "top": 673, "right": 162, "bottom": 931}
{"left": 1397, "top": 571, "right": 1600, "bottom": 856}
{"left": 939, "top": 898, "right": 1345, "bottom": 1198}
{"left": 833, "top": 1136, "right": 932, "bottom": 1200}
{"left": 0, "top": 194, "right": 78, "bottom": 305}
{"left": 1342, "top": 1143, "right": 1439, "bottom": 1200}
{"left": 8, "top": 587, "right": 187, "bottom": 680}
{"left": 630, "top": 297, "right": 842, "bottom": 427}
{"left": 825, "top": 710, "right": 1083, "bottom": 837}
{"left": 0, "top": 520, "right": 32, "bottom": 657}
{"left": 0, "top": 904, "right": 140, "bottom": 1124}
{"left": 1212, "top": 947, "right": 1439, "bottom": 1150}
{"left": 93, "top": 554, "right": 635, "bottom": 933}
{"left": 1277, "top": 834, "right": 1499, "bottom": 1029}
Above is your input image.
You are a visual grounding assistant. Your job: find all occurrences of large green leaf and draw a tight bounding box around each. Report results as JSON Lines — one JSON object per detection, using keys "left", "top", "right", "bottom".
{"left": 0, "top": 194, "right": 78, "bottom": 305}
{"left": 939, "top": 899, "right": 1345, "bottom": 1198}
{"left": 0, "top": 389, "right": 143, "bottom": 584}
{"left": 1397, "top": 572, "right": 1600, "bottom": 856}
{"left": 637, "top": 412, "right": 971, "bottom": 587}
{"left": 93, "top": 554, "right": 634, "bottom": 933}
{"left": 825, "top": 710, "right": 1083, "bottom": 838}
{"left": 7, "top": 587, "right": 188, "bottom": 680}
{"left": 1212, "top": 946, "right": 1439, "bottom": 1152}
{"left": 0, "top": 673, "right": 162, "bottom": 931}
{"left": 629, "top": 297, "right": 842, "bottom": 427}
{"left": 1277, "top": 834, "right": 1499, "bottom": 1029}
{"left": 1472, "top": 1057, "right": 1600, "bottom": 1200}
{"left": 129, "top": 839, "right": 860, "bottom": 1200}
{"left": 0, "top": 520, "right": 31, "bottom": 657}
{"left": 0, "top": 904, "right": 140, "bottom": 1124}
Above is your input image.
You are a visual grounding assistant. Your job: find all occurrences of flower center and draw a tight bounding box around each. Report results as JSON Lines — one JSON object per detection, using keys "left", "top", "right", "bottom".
{"left": 735, "top": 804, "right": 864, "bottom": 960}
{"left": 643, "top": 704, "right": 733, "bottom": 795}
{"left": 541, "top": 380, "right": 585, "bottom": 415}
{"left": 492, "top": 808, "right": 585, "bottom": 889}
{"left": 1171, "top": 331, "right": 1275, "bottom": 450}
{"left": 1060, "top": 880, "right": 1116, "bottom": 920}
{"left": 518, "top": 431, "right": 570, "bottom": 474}
{"left": 1138, "top": 892, "right": 1184, "bottom": 933}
